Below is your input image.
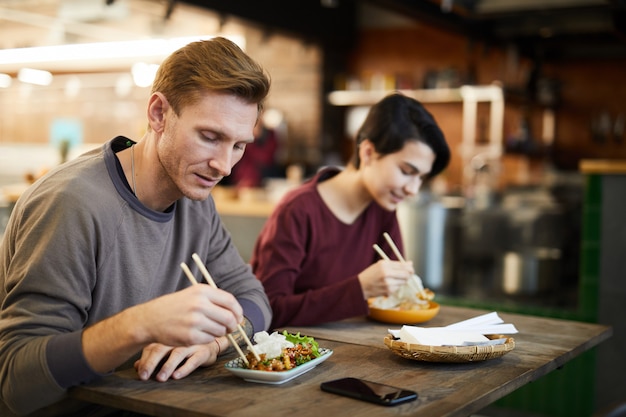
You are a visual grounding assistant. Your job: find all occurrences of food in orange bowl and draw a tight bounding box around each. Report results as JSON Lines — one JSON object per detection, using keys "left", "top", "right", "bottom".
{"left": 368, "top": 300, "right": 440, "bottom": 324}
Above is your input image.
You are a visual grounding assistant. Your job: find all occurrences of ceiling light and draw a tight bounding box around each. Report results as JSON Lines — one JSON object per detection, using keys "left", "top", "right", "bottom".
{"left": 131, "top": 62, "right": 160, "bottom": 88}
{"left": 0, "top": 34, "right": 245, "bottom": 73}
{"left": 64, "top": 76, "right": 81, "bottom": 98}
{"left": 0, "top": 73, "right": 12, "bottom": 88}
{"left": 320, "top": 0, "right": 339, "bottom": 7}
{"left": 115, "top": 74, "right": 134, "bottom": 97}
{"left": 18, "top": 68, "right": 53, "bottom": 86}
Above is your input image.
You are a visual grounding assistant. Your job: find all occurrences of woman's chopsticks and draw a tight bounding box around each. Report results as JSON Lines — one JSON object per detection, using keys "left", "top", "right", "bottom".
{"left": 372, "top": 232, "right": 404, "bottom": 263}
{"left": 372, "top": 243, "right": 391, "bottom": 261}
{"left": 382, "top": 232, "right": 406, "bottom": 263}
{"left": 374, "top": 232, "right": 426, "bottom": 294}
{"left": 179, "top": 253, "right": 260, "bottom": 365}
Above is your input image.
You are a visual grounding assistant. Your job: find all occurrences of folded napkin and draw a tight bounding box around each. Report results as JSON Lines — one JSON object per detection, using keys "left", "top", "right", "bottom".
{"left": 389, "top": 312, "right": 518, "bottom": 347}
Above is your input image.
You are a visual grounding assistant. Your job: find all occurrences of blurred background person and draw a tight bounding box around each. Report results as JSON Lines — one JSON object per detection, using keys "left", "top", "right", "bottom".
{"left": 224, "top": 112, "right": 281, "bottom": 189}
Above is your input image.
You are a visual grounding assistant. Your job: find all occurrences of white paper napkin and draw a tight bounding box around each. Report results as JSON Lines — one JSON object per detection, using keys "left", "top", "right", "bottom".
{"left": 389, "top": 312, "right": 518, "bottom": 346}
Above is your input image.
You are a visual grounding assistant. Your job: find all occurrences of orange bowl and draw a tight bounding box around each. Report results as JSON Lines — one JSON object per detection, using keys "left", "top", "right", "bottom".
{"left": 367, "top": 300, "right": 440, "bottom": 324}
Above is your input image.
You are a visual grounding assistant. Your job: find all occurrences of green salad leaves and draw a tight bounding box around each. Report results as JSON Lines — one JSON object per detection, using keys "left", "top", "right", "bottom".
{"left": 282, "top": 331, "right": 320, "bottom": 358}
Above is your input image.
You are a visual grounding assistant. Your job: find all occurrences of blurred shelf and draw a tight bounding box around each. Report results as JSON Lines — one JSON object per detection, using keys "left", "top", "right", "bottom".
{"left": 327, "top": 85, "right": 503, "bottom": 106}
{"left": 328, "top": 88, "right": 463, "bottom": 106}
{"left": 580, "top": 159, "right": 626, "bottom": 174}
{"left": 328, "top": 85, "right": 505, "bottom": 171}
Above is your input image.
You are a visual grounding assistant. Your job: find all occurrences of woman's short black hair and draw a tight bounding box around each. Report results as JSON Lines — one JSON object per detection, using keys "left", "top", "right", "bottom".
{"left": 353, "top": 92, "right": 450, "bottom": 178}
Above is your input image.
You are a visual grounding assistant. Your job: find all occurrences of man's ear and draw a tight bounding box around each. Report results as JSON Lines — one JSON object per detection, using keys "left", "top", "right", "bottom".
{"left": 147, "top": 92, "right": 170, "bottom": 133}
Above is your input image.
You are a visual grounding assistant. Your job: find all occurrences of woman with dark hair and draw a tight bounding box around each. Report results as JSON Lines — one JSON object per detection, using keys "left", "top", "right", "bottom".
{"left": 251, "top": 92, "right": 450, "bottom": 329}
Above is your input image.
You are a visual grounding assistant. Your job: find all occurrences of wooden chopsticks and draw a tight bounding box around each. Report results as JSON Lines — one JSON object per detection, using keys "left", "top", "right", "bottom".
{"left": 372, "top": 232, "right": 404, "bottom": 262}
{"left": 179, "top": 253, "right": 260, "bottom": 365}
{"left": 372, "top": 243, "right": 391, "bottom": 261}
{"left": 373, "top": 232, "right": 426, "bottom": 294}
{"left": 382, "top": 232, "right": 407, "bottom": 263}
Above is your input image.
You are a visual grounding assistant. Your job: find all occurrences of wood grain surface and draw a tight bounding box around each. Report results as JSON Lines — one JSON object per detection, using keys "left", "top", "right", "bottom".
{"left": 70, "top": 305, "right": 611, "bottom": 417}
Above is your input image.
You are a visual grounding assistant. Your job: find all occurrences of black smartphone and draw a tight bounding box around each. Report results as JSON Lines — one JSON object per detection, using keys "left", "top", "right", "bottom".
{"left": 320, "top": 377, "right": 418, "bottom": 406}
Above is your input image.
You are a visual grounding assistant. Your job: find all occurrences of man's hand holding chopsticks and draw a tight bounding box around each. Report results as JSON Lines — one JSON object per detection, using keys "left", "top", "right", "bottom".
{"left": 82, "top": 284, "right": 243, "bottom": 377}
{"left": 138, "top": 284, "right": 243, "bottom": 346}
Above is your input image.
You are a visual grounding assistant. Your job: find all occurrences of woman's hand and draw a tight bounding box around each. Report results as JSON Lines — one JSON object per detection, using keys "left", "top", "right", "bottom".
{"left": 357, "top": 259, "right": 415, "bottom": 299}
{"left": 134, "top": 339, "right": 222, "bottom": 382}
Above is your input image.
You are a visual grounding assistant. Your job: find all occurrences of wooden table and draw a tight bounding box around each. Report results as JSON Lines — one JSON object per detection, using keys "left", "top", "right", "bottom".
{"left": 70, "top": 305, "right": 612, "bottom": 417}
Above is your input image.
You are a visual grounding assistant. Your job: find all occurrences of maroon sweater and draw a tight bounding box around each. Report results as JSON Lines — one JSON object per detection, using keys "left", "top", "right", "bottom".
{"left": 250, "top": 167, "right": 404, "bottom": 329}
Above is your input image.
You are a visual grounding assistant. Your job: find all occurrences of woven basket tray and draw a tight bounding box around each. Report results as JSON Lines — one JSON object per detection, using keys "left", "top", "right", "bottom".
{"left": 384, "top": 334, "right": 515, "bottom": 363}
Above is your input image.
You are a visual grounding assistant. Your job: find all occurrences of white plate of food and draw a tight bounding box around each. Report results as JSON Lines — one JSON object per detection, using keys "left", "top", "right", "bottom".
{"left": 225, "top": 347, "right": 333, "bottom": 384}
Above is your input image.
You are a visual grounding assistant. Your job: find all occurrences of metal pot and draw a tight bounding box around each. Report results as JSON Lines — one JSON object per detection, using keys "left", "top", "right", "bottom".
{"left": 501, "top": 248, "right": 561, "bottom": 295}
{"left": 397, "top": 193, "right": 464, "bottom": 293}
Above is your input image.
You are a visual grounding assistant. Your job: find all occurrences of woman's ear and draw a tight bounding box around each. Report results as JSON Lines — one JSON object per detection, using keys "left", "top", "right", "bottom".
{"left": 147, "top": 92, "right": 170, "bottom": 133}
{"left": 359, "top": 139, "right": 376, "bottom": 166}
